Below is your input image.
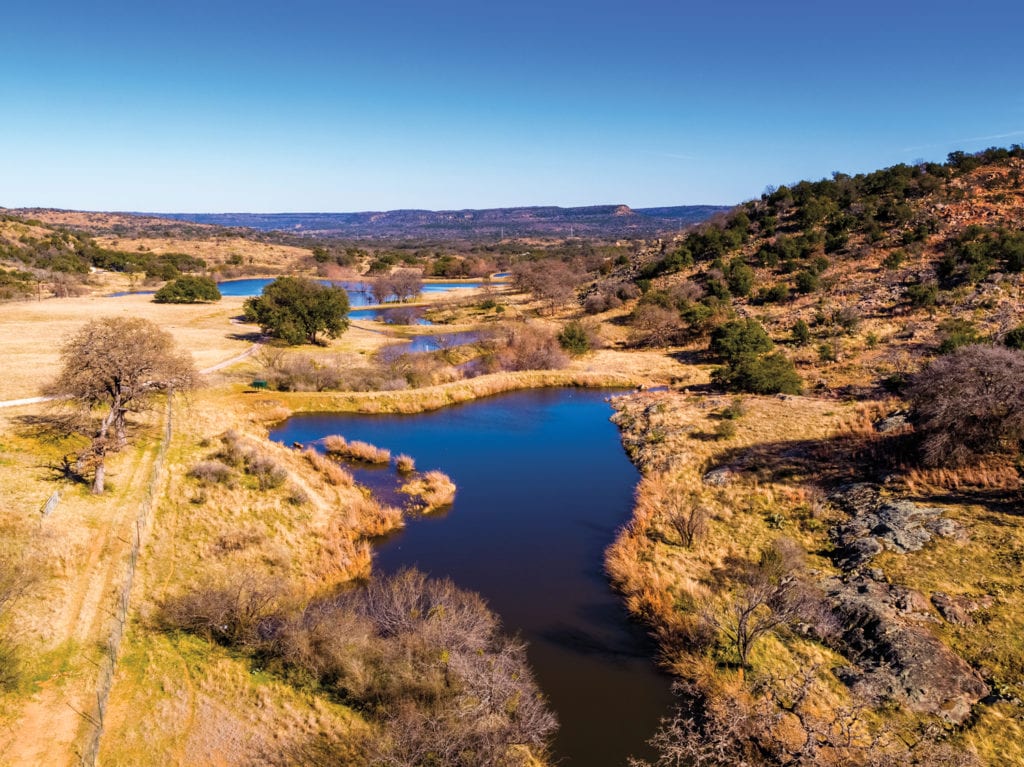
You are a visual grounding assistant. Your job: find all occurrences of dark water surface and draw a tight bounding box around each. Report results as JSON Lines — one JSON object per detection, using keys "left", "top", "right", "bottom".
{"left": 270, "top": 388, "right": 673, "bottom": 766}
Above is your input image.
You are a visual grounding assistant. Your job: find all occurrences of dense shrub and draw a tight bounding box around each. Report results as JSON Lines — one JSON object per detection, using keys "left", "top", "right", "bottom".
{"left": 158, "top": 574, "right": 286, "bottom": 648}
{"left": 710, "top": 318, "right": 773, "bottom": 363}
{"left": 712, "top": 352, "right": 803, "bottom": 395}
{"left": 1003, "top": 323, "right": 1024, "bottom": 350}
{"left": 480, "top": 323, "right": 569, "bottom": 371}
{"left": 187, "top": 459, "right": 235, "bottom": 485}
{"left": 246, "top": 453, "right": 288, "bottom": 490}
{"left": 790, "top": 319, "right": 811, "bottom": 346}
{"left": 162, "top": 569, "right": 557, "bottom": 766}
{"left": 153, "top": 275, "right": 221, "bottom": 303}
{"left": 907, "top": 345, "right": 1024, "bottom": 466}
{"left": 794, "top": 270, "right": 819, "bottom": 294}
{"left": 937, "top": 318, "right": 981, "bottom": 354}
{"left": 755, "top": 283, "right": 790, "bottom": 304}
{"left": 557, "top": 320, "right": 592, "bottom": 355}
{"left": 905, "top": 280, "right": 938, "bottom": 309}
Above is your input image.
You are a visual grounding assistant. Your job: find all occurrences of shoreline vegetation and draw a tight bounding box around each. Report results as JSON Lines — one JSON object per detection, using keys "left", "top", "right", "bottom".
{"left": 253, "top": 368, "right": 649, "bottom": 417}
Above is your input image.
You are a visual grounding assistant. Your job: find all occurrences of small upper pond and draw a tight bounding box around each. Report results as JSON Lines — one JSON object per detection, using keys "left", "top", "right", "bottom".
{"left": 270, "top": 388, "right": 674, "bottom": 766}
{"left": 348, "top": 306, "right": 434, "bottom": 325}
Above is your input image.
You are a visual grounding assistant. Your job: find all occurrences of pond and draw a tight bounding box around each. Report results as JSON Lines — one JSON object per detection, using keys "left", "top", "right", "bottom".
{"left": 348, "top": 306, "right": 434, "bottom": 325}
{"left": 270, "top": 388, "right": 674, "bottom": 766}
{"left": 394, "top": 330, "right": 481, "bottom": 352}
{"left": 216, "top": 277, "right": 498, "bottom": 299}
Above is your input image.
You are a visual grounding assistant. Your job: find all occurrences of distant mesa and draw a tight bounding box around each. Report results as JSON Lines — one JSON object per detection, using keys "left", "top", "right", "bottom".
{"left": 147, "top": 204, "right": 731, "bottom": 240}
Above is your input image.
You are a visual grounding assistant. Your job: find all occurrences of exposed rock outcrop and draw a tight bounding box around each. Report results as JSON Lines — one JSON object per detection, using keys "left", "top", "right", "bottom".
{"left": 829, "top": 483, "right": 964, "bottom": 569}
{"left": 823, "top": 573, "right": 989, "bottom": 723}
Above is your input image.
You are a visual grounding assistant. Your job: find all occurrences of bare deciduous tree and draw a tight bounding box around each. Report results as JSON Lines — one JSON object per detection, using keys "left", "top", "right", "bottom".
{"left": 371, "top": 268, "right": 423, "bottom": 304}
{"left": 47, "top": 317, "right": 195, "bottom": 492}
{"left": 705, "top": 538, "right": 819, "bottom": 668}
{"left": 660, "top": 487, "right": 709, "bottom": 548}
{"left": 907, "top": 344, "right": 1024, "bottom": 467}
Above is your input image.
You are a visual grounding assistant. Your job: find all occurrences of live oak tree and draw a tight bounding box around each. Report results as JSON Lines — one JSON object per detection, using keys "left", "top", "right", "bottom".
{"left": 243, "top": 276, "right": 350, "bottom": 345}
{"left": 48, "top": 317, "right": 195, "bottom": 493}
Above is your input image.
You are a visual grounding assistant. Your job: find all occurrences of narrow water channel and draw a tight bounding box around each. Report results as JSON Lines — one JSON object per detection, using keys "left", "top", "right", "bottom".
{"left": 270, "top": 388, "right": 674, "bottom": 766}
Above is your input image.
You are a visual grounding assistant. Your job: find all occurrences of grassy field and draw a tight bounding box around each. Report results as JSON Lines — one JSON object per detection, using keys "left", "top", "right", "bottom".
{"left": 0, "top": 294, "right": 255, "bottom": 401}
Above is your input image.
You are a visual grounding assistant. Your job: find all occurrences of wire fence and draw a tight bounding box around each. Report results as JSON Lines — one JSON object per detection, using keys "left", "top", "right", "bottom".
{"left": 78, "top": 398, "right": 173, "bottom": 767}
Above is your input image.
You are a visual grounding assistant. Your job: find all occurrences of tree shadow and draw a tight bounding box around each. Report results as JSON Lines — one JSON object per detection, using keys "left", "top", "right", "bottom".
{"left": 668, "top": 348, "right": 713, "bottom": 366}
{"left": 711, "top": 430, "right": 915, "bottom": 488}
{"left": 227, "top": 330, "right": 265, "bottom": 343}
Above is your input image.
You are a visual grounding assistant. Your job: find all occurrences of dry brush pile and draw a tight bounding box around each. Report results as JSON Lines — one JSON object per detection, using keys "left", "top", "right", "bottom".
{"left": 158, "top": 568, "right": 557, "bottom": 767}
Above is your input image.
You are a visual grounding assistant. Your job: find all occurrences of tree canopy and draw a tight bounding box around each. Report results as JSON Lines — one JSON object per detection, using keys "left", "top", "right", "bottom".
{"left": 49, "top": 317, "right": 195, "bottom": 492}
{"left": 243, "top": 277, "right": 350, "bottom": 345}
{"left": 153, "top": 275, "right": 221, "bottom": 303}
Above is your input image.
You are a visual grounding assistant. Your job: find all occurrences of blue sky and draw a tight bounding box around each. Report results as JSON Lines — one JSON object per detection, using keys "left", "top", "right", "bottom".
{"left": 2, "top": 1, "right": 1022, "bottom": 212}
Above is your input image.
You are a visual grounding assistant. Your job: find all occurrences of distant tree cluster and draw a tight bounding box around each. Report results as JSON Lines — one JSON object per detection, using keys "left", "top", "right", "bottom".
{"left": 511, "top": 260, "right": 584, "bottom": 310}
{"left": 632, "top": 145, "right": 1024, "bottom": 305}
{"left": 369, "top": 268, "right": 423, "bottom": 303}
{"left": 937, "top": 225, "right": 1024, "bottom": 286}
{"left": 0, "top": 268, "right": 35, "bottom": 301}
{"left": 0, "top": 220, "right": 206, "bottom": 278}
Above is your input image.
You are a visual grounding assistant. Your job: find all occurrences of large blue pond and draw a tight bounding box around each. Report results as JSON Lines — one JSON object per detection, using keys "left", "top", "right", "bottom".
{"left": 270, "top": 388, "right": 673, "bottom": 766}
{"left": 216, "top": 277, "right": 497, "bottom": 300}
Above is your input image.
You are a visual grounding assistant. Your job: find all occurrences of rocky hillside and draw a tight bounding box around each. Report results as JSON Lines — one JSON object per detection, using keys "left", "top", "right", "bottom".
{"left": 592, "top": 147, "right": 1024, "bottom": 766}
{"left": 607, "top": 146, "right": 1024, "bottom": 393}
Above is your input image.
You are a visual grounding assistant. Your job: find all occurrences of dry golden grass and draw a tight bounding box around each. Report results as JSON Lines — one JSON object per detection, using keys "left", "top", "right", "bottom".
{"left": 302, "top": 448, "right": 354, "bottom": 486}
{"left": 322, "top": 435, "right": 391, "bottom": 464}
{"left": 400, "top": 470, "right": 457, "bottom": 513}
{"left": 94, "top": 234, "right": 312, "bottom": 272}
{"left": 0, "top": 405, "right": 166, "bottom": 764}
{"left": 0, "top": 293, "right": 257, "bottom": 400}
{"left": 90, "top": 388, "right": 413, "bottom": 764}
{"left": 394, "top": 453, "right": 416, "bottom": 474}
{"left": 606, "top": 391, "right": 854, "bottom": 668}
{"left": 605, "top": 387, "right": 1020, "bottom": 763}
{"left": 98, "top": 629, "right": 369, "bottom": 766}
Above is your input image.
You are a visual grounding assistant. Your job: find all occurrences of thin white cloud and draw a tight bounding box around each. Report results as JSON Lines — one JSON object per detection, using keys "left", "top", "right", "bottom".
{"left": 902, "top": 130, "right": 1024, "bottom": 153}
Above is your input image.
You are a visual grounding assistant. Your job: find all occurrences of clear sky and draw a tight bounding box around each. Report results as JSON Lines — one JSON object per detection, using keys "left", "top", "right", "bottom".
{"left": 1, "top": 0, "right": 1022, "bottom": 212}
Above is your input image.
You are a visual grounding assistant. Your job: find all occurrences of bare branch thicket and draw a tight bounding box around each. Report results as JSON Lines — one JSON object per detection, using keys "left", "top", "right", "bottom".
{"left": 632, "top": 673, "right": 980, "bottom": 767}
{"left": 907, "top": 344, "right": 1024, "bottom": 467}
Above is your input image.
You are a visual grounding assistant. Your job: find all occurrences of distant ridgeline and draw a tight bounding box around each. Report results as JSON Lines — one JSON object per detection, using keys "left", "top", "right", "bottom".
{"left": 150, "top": 204, "right": 732, "bottom": 240}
